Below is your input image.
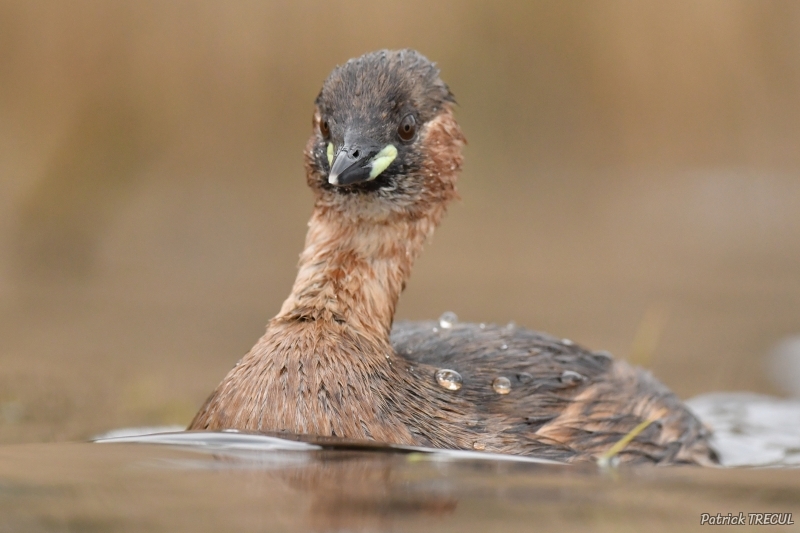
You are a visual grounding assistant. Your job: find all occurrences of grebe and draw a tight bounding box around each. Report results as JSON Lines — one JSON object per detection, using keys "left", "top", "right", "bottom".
{"left": 190, "top": 50, "right": 717, "bottom": 465}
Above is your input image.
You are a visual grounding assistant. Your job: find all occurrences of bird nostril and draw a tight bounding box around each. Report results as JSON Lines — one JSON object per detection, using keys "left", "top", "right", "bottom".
{"left": 352, "top": 149, "right": 360, "bottom": 158}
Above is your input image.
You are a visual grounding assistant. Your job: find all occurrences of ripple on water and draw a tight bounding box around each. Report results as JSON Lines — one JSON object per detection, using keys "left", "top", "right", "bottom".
{"left": 93, "top": 428, "right": 559, "bottom": 464}
{"left": 687, "top": 392, "right": 800, "bottom": 467}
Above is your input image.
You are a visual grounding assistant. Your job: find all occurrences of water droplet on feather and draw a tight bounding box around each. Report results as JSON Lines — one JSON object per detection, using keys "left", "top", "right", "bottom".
{"left": 560, "top": 370, "right": 585, "bottom": 384}
{"left": 435, "top": 369, "right": 463, "bottom": 391}
{"left": 492, "top": 377, "right": 512, "bottom": 394}
{"left": 439, "top": 311, "right": 458, "bottom": 329}
{"left": 516, "top": 372, "right": 533, "bottom": 383}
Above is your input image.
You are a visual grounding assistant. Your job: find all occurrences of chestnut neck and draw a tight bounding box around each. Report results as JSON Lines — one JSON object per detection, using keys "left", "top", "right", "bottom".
{"left": 276, "top": 206, "right": 441, "bottom": 340}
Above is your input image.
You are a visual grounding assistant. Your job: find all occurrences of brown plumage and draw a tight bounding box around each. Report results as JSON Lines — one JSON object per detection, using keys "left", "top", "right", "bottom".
{"left": 189, "top": 50, "right": 717, "bottom": 465}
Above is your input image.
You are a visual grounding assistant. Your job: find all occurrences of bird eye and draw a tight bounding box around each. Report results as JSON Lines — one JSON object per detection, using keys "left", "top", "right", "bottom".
{"left": 319, "top": 118, "right": 330, "bottom": 138}
{"left": 397, "top": 114, "right": 417, "bottom": 142}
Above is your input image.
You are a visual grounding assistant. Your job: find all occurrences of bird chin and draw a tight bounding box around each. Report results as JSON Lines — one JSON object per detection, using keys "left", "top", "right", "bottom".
{"left": 317, "top": 186, "right": 404, "bottom": 222}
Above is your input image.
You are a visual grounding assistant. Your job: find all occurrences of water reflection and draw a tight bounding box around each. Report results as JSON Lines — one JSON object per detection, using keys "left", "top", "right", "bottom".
{"left": 94, "top": 431, "right": 557, "bottom": 532}
{"left": 1, "top": 432, "right": 799, "bottom": 533}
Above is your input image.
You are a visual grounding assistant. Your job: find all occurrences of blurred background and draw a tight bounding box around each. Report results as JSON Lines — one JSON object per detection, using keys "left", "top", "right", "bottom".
{"left": 0, "top": 0, "right": 798, "bottom": 444}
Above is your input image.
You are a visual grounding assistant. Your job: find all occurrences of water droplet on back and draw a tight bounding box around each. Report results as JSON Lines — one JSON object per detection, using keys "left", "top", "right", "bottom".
{"left": 438, "top": 311, "right": 458, "bottom": 329}
{"left": 472, "top": 441, "right": 486, "bottom": 451}
{"left": 500, "top": 344, "right": 508, "bottom": 350}
{"left": 435, "top": 369, "right": 463, "bottom": 391}
{"left": 560, "top": 370, "right": 585, "bottom": 384}
{"left": 492, "top": 376, "right": 511, "bottom": 394}
{"left": 562, "top": 338, "right": 574, "bottom": 346}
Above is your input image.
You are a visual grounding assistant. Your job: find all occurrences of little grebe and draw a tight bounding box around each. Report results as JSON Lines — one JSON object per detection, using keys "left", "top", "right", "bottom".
{"left": 190, "top": 50, "right": 717, "bottom": 465}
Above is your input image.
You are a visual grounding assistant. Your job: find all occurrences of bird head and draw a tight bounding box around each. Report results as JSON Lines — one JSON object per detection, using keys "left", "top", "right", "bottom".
{"left": 305, "top": 49, "right": 465, "bottom": 223}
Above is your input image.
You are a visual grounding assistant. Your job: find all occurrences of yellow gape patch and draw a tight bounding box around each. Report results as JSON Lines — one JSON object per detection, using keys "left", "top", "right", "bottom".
{"left": 326, "top": 143, "right": 334, "bottom": 167}
{"left": 368, "top": 145, "right": 398, "bottom": 180}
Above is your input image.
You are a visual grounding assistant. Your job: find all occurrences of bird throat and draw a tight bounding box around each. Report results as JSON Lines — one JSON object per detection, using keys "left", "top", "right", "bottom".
{"left": 275, "top": 207, "right": 433, "bottom": 342}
